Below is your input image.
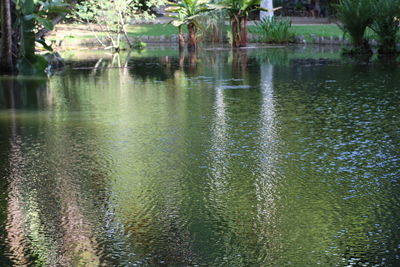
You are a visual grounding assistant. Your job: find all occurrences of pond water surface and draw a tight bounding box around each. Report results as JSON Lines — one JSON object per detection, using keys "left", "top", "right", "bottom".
{"left": 0, "top": 46, "right": 400, "bottom": 266}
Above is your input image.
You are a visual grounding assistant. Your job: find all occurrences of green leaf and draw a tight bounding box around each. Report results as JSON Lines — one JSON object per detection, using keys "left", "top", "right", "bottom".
{"left": 163, "top": 0, "right": 179, "bottom": 5}
{"left": 46, "top": 6, "right": 71, "bottom": 14}
{"left": 36, "top": 17, "right": 54, "bottom": 30}
{"left": 192, "top": 20, "right": 203, "bottom": 31}
{"left": 171, "top": 20, "right": 185, "bottom": 27}
{"left": 17, "top": 55, "right": 48, "bottom": 76}
{"left": 24, "top": 14, "right": 36, "bottom": 21}
{"left": 22, "top": 0, "right": 35, "bottom": 14}
{"left": 165, "top": 6, "right": 181, "bottom": 12}
{"left": 166, "top": 14, "right": 179, "bottom": 19}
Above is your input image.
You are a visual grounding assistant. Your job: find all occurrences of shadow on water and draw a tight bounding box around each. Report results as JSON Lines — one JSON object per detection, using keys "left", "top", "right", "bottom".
{"left": 0, "top": 45, "right": 400, "bottom": 266}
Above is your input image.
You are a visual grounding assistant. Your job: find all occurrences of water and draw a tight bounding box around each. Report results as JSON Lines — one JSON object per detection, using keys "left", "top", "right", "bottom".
{"left": 0, "top": 46, "right": 400, "bottom": 266}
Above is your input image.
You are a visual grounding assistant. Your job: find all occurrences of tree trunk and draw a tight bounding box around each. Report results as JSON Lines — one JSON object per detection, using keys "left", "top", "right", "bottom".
{"left": 178, "top": 25, "right": 185, "bottom": 50}
{"left": 187, "top": 22, "right": 196, "bottom": 51}
{"left": 179, "top": 49, "right": 184, "bottom": 68}
{"left": 188, "top": 49, "right": 197, "bottom": 74}
{"left": 378, "top": 37, "right": 397, "bottom": 55}
{"left": 211, "top": 25, "right": 219, "bottom": 43}
{"left": 239, "top": 16, "right": 247, "bottom": 47}
{"left": 260, "top": 0, "right": 274, "bottom": 20}
{"left": 231, "top": 15, "right": 240, "bottom": 48}
{"left": 1, "top": 0, "right": 14, "bottom": 74}
{"left": 354, "top": 37, "right": 372, "bottom": 54}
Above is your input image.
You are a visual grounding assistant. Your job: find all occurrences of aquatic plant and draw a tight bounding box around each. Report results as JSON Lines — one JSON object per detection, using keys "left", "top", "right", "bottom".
{"left": 250, "top": 16, "right": 293, "bottom": 43}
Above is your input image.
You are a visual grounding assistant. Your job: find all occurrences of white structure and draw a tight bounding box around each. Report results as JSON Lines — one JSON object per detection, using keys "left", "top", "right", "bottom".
{"left": 260, "top": 0, "right": 274, "bottom": 19}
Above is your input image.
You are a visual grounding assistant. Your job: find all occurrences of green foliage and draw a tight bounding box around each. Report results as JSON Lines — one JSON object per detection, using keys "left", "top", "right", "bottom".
{"left": 215, "top": 0, "right": 280, "bottom": 46}
{"left": 250, "top": 16, "right": 293, "bottom": 43}
{"left": 336, "top": 0, "right": 400, "bottom": 55}
{"left": 13, "top": 0, "right": 70, "bottom": 75}
{"left": 370, "top": 0, "right": 400, "bottom": 54}
{"left": 165, "top": 0, "right": 215, "bottom": 29}
{"left": 165, "top": 0, "right": 218, "bottom": 48}
{"left": 74, "top": 0, "right": 160, "bottom": 21}
{"left": 74, "top": 0, "right": 162, "bottom": 49}
{"left": 336, "top": 0, "right": 373, "bottom": 52}
{"left": 216, "top": 0, "right": 279, "bottom": 16}
{"left": 218, "top": 0, "right": 262, "bottom": 16}
{"left": 197, "top": 1, "right": 227, "bottom": 42}
{"left": 132, "top": 38, "right": 147, "bottom": 49}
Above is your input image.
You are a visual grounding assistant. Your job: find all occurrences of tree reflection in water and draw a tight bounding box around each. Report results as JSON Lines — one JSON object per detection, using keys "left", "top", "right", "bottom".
{"left": 1, "top": 46, "right": 400, "bottom": 266}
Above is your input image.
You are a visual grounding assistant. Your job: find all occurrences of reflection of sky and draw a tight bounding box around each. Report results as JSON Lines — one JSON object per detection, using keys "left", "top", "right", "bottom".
{"left": 208, "top": 84, "right": 229, "bottom": 201}
{"left": 255, "top": 63, "right": 278, "bottom": 244}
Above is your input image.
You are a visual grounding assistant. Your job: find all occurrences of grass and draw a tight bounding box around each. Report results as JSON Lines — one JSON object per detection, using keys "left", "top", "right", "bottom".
{"left": 131, "top": 24, "right": 346, "bottom": 39}
{"left": 291, "top": 25, "right": 344, "bottom": 38}
{"left": 126, "top": 24, "right": 347, "bottom": 39}
{"left": 125, "top": 24, "right": 184, "bottom": 37}
{"left": 52, "top": 23, "right": 346, "bottom": 40}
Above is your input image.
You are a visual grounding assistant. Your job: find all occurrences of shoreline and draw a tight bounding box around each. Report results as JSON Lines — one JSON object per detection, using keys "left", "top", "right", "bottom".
{"left": 51, "top": 34, "right": 379, "bottom": 50}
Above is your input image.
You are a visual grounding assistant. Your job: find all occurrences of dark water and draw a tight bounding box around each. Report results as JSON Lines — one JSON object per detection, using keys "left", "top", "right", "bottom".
{"left": 0, "top": 46, "right": 400, "bottom": 266}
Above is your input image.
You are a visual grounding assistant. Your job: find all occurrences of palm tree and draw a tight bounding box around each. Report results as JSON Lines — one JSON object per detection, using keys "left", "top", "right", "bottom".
{"left": 165, "top": 0, "right": 214, "bottom": 50}
{"left": 336, "top": 0, "right": 373, "bottom": 54}
{"left": 219, "top": 0, "right": 280, "bottom": 47}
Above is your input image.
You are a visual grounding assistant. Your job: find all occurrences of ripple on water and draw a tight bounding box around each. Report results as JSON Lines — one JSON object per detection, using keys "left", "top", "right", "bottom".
{"left": 0, "top": 48, "right": 400, "bottom": 266}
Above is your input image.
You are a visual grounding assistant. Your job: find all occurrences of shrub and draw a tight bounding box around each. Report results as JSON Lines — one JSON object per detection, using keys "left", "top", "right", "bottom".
{"left": 250, "top": 17, "right": 293, "bottom": 43}
{"left": 336, "top": 0, "right": 373, "bottom": 54}
{"left": 370, "top": 0, "right": 400, "bottom": 55}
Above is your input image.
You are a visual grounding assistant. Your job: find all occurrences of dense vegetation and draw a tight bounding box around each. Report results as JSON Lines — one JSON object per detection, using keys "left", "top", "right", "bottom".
{"left": 0, "top": 0, "right": 162, "bottom": 75}
{"left": 0, "top": 0, "right": 71, "bottom": 74}
{"left": 336, "top": 0, "right": 400, "bottom": 55}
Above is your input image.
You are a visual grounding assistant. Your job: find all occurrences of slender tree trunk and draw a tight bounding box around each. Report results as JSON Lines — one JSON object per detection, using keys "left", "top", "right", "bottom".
{"left": 188, "top": 49, "right": 197, "bottom": 74}
{"left": 231, "top": 15, "right": 240, "bottom": 48}
{"left": 178, "top": 25, "right": 185, "bottom": 50}
{"left": 179, "top": 48, "right": 184, "bottom": 68}
{"left": 211, "top": 25, "right": 219, "bottom": 43}
{"left": 187, "top": 22, "right": 196, "bottom": 51}
{"left": 353, "top": 36, "right": 371, "bottom": 54}
{"left": 1, "top": 0, "right": 14, "bottom": 74}
{"left": 239, "top": 16, "right": 247, "bottom": 47}
{"left": 119, "top": 12, "right": 132, "bottom": 48}
{"left": 187, "top": 23, "right": 196, "bottom": 50}
{"left": 379, "top": 37, "right": 397, "bottom": 55}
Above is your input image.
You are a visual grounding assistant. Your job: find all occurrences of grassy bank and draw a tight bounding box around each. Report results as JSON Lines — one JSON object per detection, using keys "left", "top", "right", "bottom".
{"left": 50, "top": 23, "right": 345, "bottom": 40}
{"left": 49, "top": 23, "right": 391, "bottom": 47}
{"left": 127, "top": 24, "right": 346, "bottom": 38}
{"left": 290, "top": 25, "right": 343, "bottom": 38}
{"left": 130, "top": 24, "right": 347, "bottom": 39}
